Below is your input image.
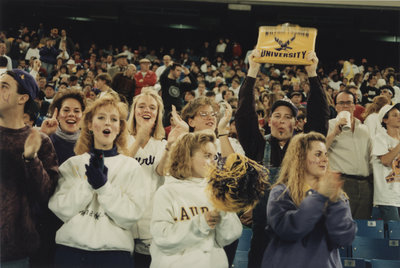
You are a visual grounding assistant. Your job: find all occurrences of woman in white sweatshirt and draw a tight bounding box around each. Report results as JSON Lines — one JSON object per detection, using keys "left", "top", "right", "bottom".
{"left": 150, "top": 130, "right": 242, "bottom": 268}
{"left": 126, "top": 88, "right": 167, "bottom": 267}
{"left": 49, "top": 95, "right": 148, "bottom": 267}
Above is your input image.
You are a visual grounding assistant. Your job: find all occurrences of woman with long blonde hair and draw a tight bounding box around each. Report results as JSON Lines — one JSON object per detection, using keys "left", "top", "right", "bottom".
{"left": 150, "top": 130, "right": 242, "bottom": 268}
{"left": 49, "top": 95, "right": 148, "bottom": 267}
{"left": 261, "top": 132, "right": 356, "bottom": 268}
{"left": 126, "top": 87, "right": 168, "bottom": 268}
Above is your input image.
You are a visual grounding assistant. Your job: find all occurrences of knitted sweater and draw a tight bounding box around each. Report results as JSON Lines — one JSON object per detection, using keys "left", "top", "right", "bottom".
{"left": 0, "top": 125, "right": 59, "bottom": 261}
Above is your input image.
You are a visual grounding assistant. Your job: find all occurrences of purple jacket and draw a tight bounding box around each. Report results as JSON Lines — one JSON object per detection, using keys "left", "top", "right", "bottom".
{"left": 262, "top": 184, "right": 357, "bottom": 268}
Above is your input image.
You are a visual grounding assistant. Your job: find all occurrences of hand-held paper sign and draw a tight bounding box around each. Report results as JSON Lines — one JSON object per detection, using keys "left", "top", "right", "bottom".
{"left": 255, "top": 23, "right": 317, "bottom": 65}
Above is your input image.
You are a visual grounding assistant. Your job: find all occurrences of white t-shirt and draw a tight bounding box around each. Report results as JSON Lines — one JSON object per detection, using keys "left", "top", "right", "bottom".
{"left": 215, "top": 137, "right": 245, "bottom": 162}
{"left": 372, "top": 132, "right": 400, "bottom": 206}
{"left": 364, "top": 113, "right": 385, "bottom": 139}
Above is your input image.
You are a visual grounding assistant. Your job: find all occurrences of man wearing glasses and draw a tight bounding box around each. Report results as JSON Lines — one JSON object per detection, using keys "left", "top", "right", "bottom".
{"left": 326, "top": 90, "right": 372, "bottom": 219}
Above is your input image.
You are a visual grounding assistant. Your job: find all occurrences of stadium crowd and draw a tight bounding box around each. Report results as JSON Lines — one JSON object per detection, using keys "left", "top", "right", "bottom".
{"left": 1, "top": 23, "right": 400, "bottom": 268}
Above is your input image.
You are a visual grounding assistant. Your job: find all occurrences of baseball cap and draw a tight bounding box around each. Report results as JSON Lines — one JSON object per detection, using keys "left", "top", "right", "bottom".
{"left": 115, "top": 53, "right": 128, "bottom": 60}
{"left": 10, "top": 69, "right": 39, "bottom": 99}
{"left": 45, "top": 83, "right": 55, "bottom": 90}
{"left": 378, "top": 103, "right": 400, "bottom": 123}
{"left": 139, "top": 58, "right": 151, "bottom": 64}
{"left": 271, "top": 100, "right": 298, "bottom": 117}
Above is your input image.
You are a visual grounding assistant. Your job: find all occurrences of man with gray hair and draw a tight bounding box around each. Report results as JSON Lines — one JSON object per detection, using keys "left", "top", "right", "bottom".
{"left": 155, "top": 55, "right": 172, "bottom": 81}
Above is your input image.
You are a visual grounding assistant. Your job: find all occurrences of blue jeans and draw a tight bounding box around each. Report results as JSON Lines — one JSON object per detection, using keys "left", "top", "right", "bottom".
{"left": 378, "top": 205, "right": 400, "bottom": 222}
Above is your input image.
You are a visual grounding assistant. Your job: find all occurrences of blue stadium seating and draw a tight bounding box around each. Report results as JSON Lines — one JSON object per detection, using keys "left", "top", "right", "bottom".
{"left": 387, "top": 221, "right": 400, "bottom": 239}
{"left": 341, "top": 257, "right": 366, "bottom": 268}
{"left": 232, "top": 250, "right": 248, "bottom": 268}
{"left": 232, "top": 228, "right": 252, "bottom": 268}
{"left": 352, "top": 236, "right": 400, "bottom": 260}
{"left": 237, "top": 228, "right": 252, "bottom": 251}
{"left": 370, "top": 259, "right": 400, "bottom": 268}
{"left": 355, "top": 220, "right": 385, "bottom": 238}
{"left": 339, "top": 245, "right": 350, "bottom": 258}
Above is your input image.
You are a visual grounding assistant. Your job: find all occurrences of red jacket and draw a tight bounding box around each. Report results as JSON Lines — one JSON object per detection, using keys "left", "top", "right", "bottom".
{"left": 134, "top": 71, "right": 157, "bottom": 96}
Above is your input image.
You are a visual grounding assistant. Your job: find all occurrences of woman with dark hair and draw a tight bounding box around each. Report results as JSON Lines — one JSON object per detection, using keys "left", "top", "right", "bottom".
{"left": 40, "top": 88, "right": 86, "bottom": 165}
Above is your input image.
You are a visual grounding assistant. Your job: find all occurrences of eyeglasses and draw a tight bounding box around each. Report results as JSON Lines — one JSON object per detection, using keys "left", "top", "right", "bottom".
{"left": 337, "top": 101, "right": 353, "bottom": 106}
{"left": 197, "top": 111, "right": 217, "bottom": 118}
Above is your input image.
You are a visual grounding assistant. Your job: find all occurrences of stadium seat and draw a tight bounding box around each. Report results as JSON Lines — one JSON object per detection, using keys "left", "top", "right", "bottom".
{"left": 387, "top": 221, "right": 400, "bottom": 239}
{"left": 232, "top": 250, "right": 248, "bottom": 268}
{"left": 237, "top": 228, "right": 252, "bottom": 251}
{"left": 341, "top": 257, "right": 366, "bottom": 268}
{"left": 339, "top": 245, "right": 350, "bottom": 258}
{"left": 355, "top": 219, "right": 385, "bottom": 238}
{"left": 352, "top": 236, "right": 400, "bottom": 260}
{"left": 370, "top": 259, "right": 400, "bottom": 268}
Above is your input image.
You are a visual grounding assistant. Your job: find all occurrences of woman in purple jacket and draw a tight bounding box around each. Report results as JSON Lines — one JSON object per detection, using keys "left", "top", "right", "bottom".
{"left": 261, "top": 132, "right": 356, "bottom": 268}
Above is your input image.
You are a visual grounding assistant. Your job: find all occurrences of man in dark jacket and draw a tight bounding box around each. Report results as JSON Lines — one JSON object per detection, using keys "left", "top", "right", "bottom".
{"left": 111, "top": 64, "right": 136, "bottom": 106}
{"left": 39, "top": 38, "right": 60, "bottom": 77}
{"left": 160, "top": 62, "right": 197, "bottom": 126}
{"left": 235, "top": 50, "right": 329, "bottom": 268}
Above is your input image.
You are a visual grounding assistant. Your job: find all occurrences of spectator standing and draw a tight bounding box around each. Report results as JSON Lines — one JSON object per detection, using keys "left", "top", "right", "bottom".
{"left": 39, "top": 38, "right": 60, "bottom": 77}
{"left": 236, "top": 50, "right": 329, "bottom": 268}
{"left": 160, "top": 63, "right": 197, "bottom": 126}
{"left": 134, "top": 58, "right": 156, "bottom": 96}
{"left": 0, "top": 70, "right": 58, "bottom": 267}
{"left": 261, "top": 132, "right": 356, "bottom": 268}
{"left": 0, "top": 41, "right": 12, "bottom": 70}
{"left": 326, "top": 90, "right": 372, "bottom": 219}
{"left": 371, "top": 104, "right": 400, "bottom": 222}
{"left": 112, "top": 64, "right": 137, "bottom": 106}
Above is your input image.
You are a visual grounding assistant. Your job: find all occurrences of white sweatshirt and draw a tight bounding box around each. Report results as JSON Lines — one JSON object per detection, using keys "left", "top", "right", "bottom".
{"left": 128, "top": 136, "right": 167, "bottom": 254}
{"left": 150, "top": 177, "right": 242, "bottom": 268}
{"left": 49, "top": 153, "right": 149, "bottom": 253}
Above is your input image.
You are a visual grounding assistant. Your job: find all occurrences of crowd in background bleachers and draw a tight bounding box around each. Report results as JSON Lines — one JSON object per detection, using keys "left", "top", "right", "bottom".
{"left": 1, "top": 22, "right": 400, "bottom": 268}
{"left": 0, "top": 24, "right": 399, "bottom": 129}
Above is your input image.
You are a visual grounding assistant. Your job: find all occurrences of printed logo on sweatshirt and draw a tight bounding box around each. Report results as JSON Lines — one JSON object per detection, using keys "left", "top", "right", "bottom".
{"left": 135, "top": 155, "right": 155, "bottom": 166}
{"left": 175, "top": 206, "right": 209, "bottom": 222}
{"left": 168, "top": 85, "right": 180, "bottom": 98}
{"left": 79, "top": 209, "right": 103, "bottom": 220}
{"left": 385, "top": 155, "right": 400, "bottom": 183}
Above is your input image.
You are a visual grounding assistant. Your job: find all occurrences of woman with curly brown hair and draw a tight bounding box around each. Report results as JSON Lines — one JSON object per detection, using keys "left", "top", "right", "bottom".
{"left": 261, "top": 132, "right": 356, "bottom": 268}
{"left": 49, "top": 95, "right": 148, "bottom": 268}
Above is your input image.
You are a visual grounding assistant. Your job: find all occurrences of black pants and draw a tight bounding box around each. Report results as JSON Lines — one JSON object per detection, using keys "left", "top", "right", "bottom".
{"left": 54, "top": 245, "right": 133, "bottom": 268}
{"left": 224, "top": 239, "right": 239, "bottom": 268}
{"left": 134, "top": 252, "right": 151, "bottom": 268}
